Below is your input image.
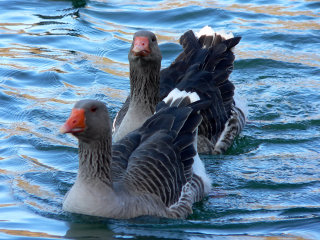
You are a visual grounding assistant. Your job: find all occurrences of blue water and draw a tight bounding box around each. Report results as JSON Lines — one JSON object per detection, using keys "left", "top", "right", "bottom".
{"left": 0, "top": 0, "right": 319, "bottom": 239}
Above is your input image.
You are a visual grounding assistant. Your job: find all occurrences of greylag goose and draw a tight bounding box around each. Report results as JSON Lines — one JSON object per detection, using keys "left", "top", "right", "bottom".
{"left": 60, "top": 90, "right": 212, "bottom": 219}
{"left": 112, "top": 26, "right": 246, "bottom": 154}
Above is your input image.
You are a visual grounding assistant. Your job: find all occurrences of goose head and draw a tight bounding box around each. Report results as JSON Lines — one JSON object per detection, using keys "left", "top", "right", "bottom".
{"left": 128, "top": 31, "right": 162, "bottom": 66}
{"left": 60, "top": 100, "right": 112, "bottom": 144}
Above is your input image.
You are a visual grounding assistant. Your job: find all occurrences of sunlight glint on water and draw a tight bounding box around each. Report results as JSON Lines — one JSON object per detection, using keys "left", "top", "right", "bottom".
{"left": 0, "top": 0, "right": 319, "bottom": 239}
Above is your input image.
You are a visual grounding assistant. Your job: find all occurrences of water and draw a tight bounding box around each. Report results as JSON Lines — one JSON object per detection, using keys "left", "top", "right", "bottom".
{"left": 0, "top": 0, "right": 319, "bottom": 239}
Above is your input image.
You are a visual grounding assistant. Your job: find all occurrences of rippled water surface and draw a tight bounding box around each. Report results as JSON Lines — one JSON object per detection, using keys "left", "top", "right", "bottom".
{"left": 0, "top": 0, "right": 319, "bottom": 239}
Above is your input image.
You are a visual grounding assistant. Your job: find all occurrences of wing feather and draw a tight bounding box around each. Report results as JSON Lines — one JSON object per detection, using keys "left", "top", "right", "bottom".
{"left": 160, "top": 29, "right": 243, "bottom": 153}
{"left": 117, "top": 105, "right": 201, "bottom": 208}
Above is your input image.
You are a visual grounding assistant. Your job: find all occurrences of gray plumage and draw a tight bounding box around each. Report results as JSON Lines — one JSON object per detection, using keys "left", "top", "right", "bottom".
{"left": 61, "top": 98, "right": 210, "bottom": 219}
{"left": 112, "top": 31, "right": 161, "bottom": 142}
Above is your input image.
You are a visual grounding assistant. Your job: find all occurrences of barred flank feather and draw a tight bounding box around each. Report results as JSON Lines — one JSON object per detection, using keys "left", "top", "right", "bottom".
{"left": 213, "top": 106, "right": 246, "bottom": 154}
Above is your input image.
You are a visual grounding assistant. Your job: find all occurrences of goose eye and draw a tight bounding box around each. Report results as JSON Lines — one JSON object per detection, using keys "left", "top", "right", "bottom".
{"left": 90, "top": 107, "right": 97, "bottom": 112}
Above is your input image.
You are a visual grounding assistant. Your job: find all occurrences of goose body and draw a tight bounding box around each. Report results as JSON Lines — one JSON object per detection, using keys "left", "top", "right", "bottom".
{"left": 61, "top": 86, "right": 212, "bottom": 219}
{"left": 112, "top": 31, "right": 161, "bottom": 142}
{"left": 113, "top": 26, "right": 246, "bottom": 154}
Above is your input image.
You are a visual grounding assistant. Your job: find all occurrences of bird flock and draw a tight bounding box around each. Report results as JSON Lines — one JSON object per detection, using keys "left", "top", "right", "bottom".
{"left": 60, "top": 26, "right": 246, "bottom": 219}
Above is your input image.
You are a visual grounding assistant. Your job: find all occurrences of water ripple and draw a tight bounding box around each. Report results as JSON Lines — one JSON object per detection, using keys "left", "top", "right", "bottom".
{"left": 0, "top": 0, "right": 319, "bottom": 239}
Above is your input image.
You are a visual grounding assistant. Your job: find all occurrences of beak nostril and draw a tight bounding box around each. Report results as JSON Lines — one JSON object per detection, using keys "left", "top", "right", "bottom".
{"left": 132, "top": 37, "right": 150, "bottom": 56}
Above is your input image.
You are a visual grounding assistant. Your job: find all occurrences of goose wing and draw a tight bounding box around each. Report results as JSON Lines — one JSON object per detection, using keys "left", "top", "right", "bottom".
{"left": 112, "top": 100, "right": 203, "bottom": 209}
{"left": 160, "top": 29, "right": 240, "bottom": 103}
{"left": 112, "top": 95, "right": 130, "bottom": 134}
{"left": 160, "top": 29, "right": 244, "bottom": 154}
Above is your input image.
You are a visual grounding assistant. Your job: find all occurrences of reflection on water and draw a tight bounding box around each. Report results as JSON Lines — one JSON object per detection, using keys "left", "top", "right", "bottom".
{"left": 237, "top": 45, "right": 320, "bottom": 68}
{"left": 226, "top": 3, "right": 319, "bottom": 17}
{"left": 143, "top": 0, "right": 319, "bottom": 18}
{"left": 0, "top": 0, "right": 319, "bottom": 239}
{"left": 0, "top": 229, "right": 62, "bottom": 239}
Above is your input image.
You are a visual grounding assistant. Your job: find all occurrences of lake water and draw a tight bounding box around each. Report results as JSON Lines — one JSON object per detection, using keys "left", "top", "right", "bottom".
{"left": 0, "top": 0, "right": 319, "bottom": 239}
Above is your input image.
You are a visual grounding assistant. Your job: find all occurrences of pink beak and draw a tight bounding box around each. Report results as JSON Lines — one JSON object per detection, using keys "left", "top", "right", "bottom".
{"left": 131, "top": 36, "right": 151, "bottom": 57}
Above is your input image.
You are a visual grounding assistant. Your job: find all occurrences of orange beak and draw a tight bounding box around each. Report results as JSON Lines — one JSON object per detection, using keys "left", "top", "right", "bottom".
{"left": 131, "top": 36, "right": 150, "bottom": 57}
{"left": 60, "top": 108, "right": 86, "bottom": 134}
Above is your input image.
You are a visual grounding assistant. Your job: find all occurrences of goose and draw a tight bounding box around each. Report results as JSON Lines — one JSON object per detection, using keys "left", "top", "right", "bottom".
{"left": 112, "top": 26, "right": 246, "bottom": 155}
{"left": 60, "top": 87, "right": 213, "bottom": 219}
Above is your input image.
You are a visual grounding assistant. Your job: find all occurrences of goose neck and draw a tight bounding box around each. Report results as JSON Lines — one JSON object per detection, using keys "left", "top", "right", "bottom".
{"left": 78, "top": 137, "right": 112, "bottom": 186}
{"left": 129, "top": 63, "right": 160, "bottom": 107}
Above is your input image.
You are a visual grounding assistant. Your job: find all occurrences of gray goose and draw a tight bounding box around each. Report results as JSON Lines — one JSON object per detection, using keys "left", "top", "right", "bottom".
{"left": 112, "top": 30, "right": 162, "bottom": 142}
{"left": 60, "top": 90, "right": 211, "bottom": 219}
{"left": 112, "top": 26, "right": 246, "bottom": 155}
